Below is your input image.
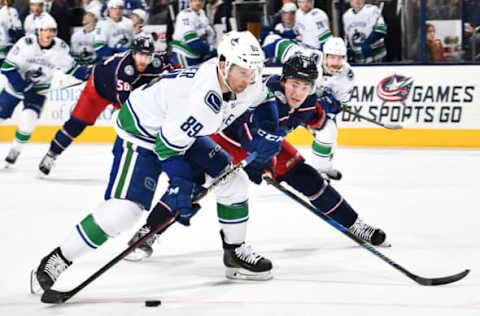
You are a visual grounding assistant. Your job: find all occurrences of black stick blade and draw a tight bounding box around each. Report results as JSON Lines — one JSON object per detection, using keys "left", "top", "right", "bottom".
{"left": 413, "top": 269, "right": 470, "bottom": 286}
{"left": 41, "top": 289, "right": 74, "bottom": 304}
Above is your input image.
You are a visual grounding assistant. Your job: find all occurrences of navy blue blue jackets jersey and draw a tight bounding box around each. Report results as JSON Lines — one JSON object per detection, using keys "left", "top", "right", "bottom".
{"left": 222, "top": 75, "right": 319, "bottom": 145}
{"left": 93, "top": 50, "right": 171, "bottom": 105}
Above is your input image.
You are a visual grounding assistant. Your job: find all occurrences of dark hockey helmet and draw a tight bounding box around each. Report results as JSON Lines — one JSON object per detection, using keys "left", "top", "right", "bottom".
{"left": 281, "top": 55, "right": 318, "bottom": 86}
{"left": 131, "top": 36, "right": 154, "bottom": 56}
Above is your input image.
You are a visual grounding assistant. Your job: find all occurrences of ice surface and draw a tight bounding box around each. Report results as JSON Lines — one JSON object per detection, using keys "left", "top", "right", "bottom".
{"left": 0, "top": 142, "right": 478, "bottom": 315}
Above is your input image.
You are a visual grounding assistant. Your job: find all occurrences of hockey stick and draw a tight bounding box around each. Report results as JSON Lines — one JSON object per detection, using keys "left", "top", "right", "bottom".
{"left": 336, "top": 102, "right": 403, "bottom": 130}
{"left": 262, "top": 174, "right": 470, "bottom": 286}
{"left": 40, "top": 152, "right": 258, "bottom": 304}
{"left": 38, "top": 81, "right": 85, "bottom": 95}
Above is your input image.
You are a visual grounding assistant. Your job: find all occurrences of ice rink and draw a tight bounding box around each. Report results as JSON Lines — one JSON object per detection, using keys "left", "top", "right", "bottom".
{"left": 0, "top": 142, "right": 478, "bottom": 316}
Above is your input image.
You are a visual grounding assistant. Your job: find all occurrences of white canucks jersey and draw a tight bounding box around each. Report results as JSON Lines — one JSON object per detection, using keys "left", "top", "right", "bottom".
{"left": 295, "top": 8, "right": 331, "bottom": 49}
{"left": 3, "top": 34, "right": 79, "bottom": 96}
{"left": 0, "top": 6, "right": 22, "bottom": 58}
{"left": 115, "top": 58, "right": 272, "bottom": 159}
{"left": 171, "top": 8, "right": 214, "bottom": 57}
{"left": 95, "top": 17, "right": 134, "bottom": 50}
{"left": 71, "top": 28, "right": 96, "bottom": 64}
{"left": 24, "top": 12, "right": 53, "bottom": 35}
{"left": 264, "top": 35, "right": 353, "bottom": 103}
{"left": 343, "top": 4, "right": 387, "bottom": 63}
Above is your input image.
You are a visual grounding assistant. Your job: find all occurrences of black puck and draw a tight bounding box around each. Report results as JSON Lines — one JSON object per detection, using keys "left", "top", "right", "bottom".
{"left": 145, "top": 300, "right": 161, "bottom": 307}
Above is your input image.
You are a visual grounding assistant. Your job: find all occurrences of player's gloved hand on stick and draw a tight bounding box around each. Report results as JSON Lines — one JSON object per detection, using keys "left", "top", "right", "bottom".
{"left": 305, "top": 102, "right": 326, "bottom": 131}
{"left": 160, "top": 176, "right": 201, "bottom": 226}
{"left": 361, "top": 38, "right": 372, "bottom": 57}
{"left": 245, "top": 121, "right": 287, "bottom": 163}
{"left": 318, "top": 93, "right": 343, "bottom": 115}
{"left": 245, "top": 160, "right": 274, "bottom": 185}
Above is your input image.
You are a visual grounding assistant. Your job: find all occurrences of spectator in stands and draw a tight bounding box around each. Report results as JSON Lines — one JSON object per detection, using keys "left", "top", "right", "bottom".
{"left": 43, "top": 0, "right": 73, "bottom": 44}
{"left": 169, "top": 0, "right": 216, "bottom": 67}
{"left": 343, "top": 0, "right": 387, "bottom": 63}
{"left": 463, "top": 0, "right": 480, "bottom": 61}
{"left": 273, "top": 2, "right": 298, "bottom": 40}
{"left": 296, "top": 0, "right": 331, "bottom": 49}
{"left": 425, "top": 22, "right": 445, "bottom": 61}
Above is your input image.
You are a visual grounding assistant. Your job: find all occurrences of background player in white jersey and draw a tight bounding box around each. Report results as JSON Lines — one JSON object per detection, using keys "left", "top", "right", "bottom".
{"left": 94, "top": 0, "right": 134, "bottom": 62}
{"left": 31, "top": 31, "right": 284, "bottom": 293}
{"left": 0, "top": 15, "right": 91, "bottom": 167}
{"left": 130, "top": 8, "right": 147, "bottom": 36}
{"left": 70, "top": 5, "right": 100, "bottom": 65}
{"left": 23, "top": 0, "right": 54, "bottom": 35}
{"left": 295, "top": 0, "right": 331, "bottom": 49}
{"left": 343, "top": 0, "right": 387, "bottom": 63}
{"left": 170, "top": 0, "right": 216, "bottom": 67}
{"left": 0, "top": 0, "right": 23, "bottom": 63}
{"left": 263, "top": 34, "right": 353, "bottom": 180}
{"left": 273, "top": 2, "right": 299, "bottom": 41}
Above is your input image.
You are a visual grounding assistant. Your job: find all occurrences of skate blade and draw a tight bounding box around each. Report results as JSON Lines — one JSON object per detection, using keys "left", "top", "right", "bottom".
{"left": 123, "top": 248, "right": 150, "bottom": 262}
{"left": 225, "top": 267, "right": 273, "bottom": 281}
{"left": 30, "top": 269, "right": 43, "bottom": 295}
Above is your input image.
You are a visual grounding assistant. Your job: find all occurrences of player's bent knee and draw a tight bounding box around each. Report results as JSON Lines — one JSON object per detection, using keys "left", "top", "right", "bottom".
{"left": 92, "top": 198, "right": 143, "bottom": 238}
{"left": 215, "top": 169, "right": 249, "bottom": 205}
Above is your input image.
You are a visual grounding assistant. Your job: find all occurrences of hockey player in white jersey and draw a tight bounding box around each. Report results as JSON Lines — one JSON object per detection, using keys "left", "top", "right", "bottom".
{"left": 295, "top": 0, "right": 331, "bottom": 49}
{"left": 94, "top": 0, "right": 134, "bottom": 62}
{"left": 31, "top": 31, "right": 285, "bottom": 294}
{"left": 130, "top": 8, "right": 147, "bottom": 36}
{"left": 343, "top": 0, "right": 387, "bottom": 63}
{"left": 0, "top": 15, "right": 91, "bottom": 167}
{"left": 170, "top": 0, "right": 216, "bottom": 67}
{"left": 24, "top": 0, "right": 54, "bottom": 35}
{"left": 0, "top": 0, "right": 23, "bottom": 63}
{"left": 70, "top": 5, "right": 100, "bottom": 65}
{"left": 263, "top": 34, "right": 353, "bottom": 180}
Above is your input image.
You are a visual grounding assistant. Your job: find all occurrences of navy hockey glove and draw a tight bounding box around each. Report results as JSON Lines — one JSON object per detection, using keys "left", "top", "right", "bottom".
{"left": 160, "top": 176, "right": 200, "bottom": 226}
{"left": 361, "top": 38, "right": 372, "bottom": 57}
{"left": 245, "top": 160, "right": 273, "bottom": 185}
{"left": 318, "top": 93, "right": 343, "bottom": 115}
{"left": 245, "top": 122, "right": 287, "bottom": 163}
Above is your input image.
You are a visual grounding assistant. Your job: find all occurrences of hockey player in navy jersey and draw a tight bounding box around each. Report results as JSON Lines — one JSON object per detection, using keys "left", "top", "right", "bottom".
{"left": 1, "top": 15, "right": 91, "bottom": 167}
{"left": 126, "top": 55, "right": 389, "bottom": 266}
{"left": 38, "top": 36, "right": 173, "bottom": 176}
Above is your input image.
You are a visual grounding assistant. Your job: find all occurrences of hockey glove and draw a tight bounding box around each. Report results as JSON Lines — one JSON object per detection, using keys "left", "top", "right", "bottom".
{"left": 304, "top": 102, "right": 326, "bottom": 131}
{"left": 160, "top": 176, "right": 201, "bottom": 226}
{"left": 245, "top": 160, "right": 274, "bottom": 185}
{"left": 318, "top": 93, "right": 343, "bottom": 115}
{"left": 361, "top": 38, "right": 372, "bottom": 57}
{"left": 245, "top": 121, "right": 287, "bottom": 163}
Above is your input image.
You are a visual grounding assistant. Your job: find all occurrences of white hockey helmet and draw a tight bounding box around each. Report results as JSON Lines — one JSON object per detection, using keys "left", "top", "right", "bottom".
{"left": 217, "top": 31, "right": 265, "bottom": 89}
{"left": 131, "top": 9, "right": 148, "bottom": 23}
{"left": 85, "top": 4, "right": 101, "bottom": 21}
{"left": 107, "top": 0, "right": 124, "bottom": 9}
{"left": 35, "top": 15, "right": 57, "bottom": 31}
{"left": 322, "top": 36, "right": 346, "bottom": 74}
{"left": 29, "top": 0, "right": 43, "bottom": 4}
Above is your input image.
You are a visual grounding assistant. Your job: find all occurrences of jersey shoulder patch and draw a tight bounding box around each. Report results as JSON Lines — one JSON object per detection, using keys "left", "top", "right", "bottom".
{"left": 204, "top": 90, "right": 222, "bottom": 113}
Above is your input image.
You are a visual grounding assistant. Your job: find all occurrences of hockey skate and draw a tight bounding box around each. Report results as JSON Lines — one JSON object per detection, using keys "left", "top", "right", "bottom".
{"left": 323, "top": 168, "right": 342, "bottom": 181}
{"left": 4, "top": 148, "right": 20, "bottom": 167}
{"left": 38, "top": 152, "right": 57, "bottom": 176}
{"left": 220, "top": 230, "right": 273, "bottom": 281}
{"left": 123, "top": 225, "right": 158, "bottom": 262}
{"left": 348, "top": 218, "right": 390, "bottom": 247}
{"left": 30, "top": 247, "right": 72, "bottom": 294}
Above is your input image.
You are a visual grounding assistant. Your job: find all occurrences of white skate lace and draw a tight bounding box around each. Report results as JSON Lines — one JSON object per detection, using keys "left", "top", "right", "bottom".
{"left": 349, "top": 218, "right": 376, "bottom": 243}
{"left": 44, "top": 253, "right": 69, "bottom": 282}
{"left": 234, "top": 244, "right": 262, "bottom": 265}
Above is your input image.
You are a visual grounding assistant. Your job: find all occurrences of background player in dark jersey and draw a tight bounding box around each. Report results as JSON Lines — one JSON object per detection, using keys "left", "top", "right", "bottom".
{"left": 38, "top": 36, "right": 174, "bottom": 176}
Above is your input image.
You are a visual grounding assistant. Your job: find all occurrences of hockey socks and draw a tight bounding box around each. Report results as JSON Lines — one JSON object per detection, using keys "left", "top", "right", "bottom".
{"left": 217, "top": 202, "right": 248, "bottom": 245}
{"left": 282, "top": 162, "right": 357, "bottom": 227}
{"left": 49, "top": 117, "right": 88, "bottom": 155}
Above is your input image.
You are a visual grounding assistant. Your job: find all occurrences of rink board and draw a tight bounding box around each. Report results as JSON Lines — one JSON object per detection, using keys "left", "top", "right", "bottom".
{"left": 1, "top": 64, "right": 480, "bottom": 147}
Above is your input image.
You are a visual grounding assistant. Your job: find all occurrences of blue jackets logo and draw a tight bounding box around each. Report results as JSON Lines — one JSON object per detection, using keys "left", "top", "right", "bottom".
{"left": 377, "top": 74, "right": 413, "bottom": 104}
